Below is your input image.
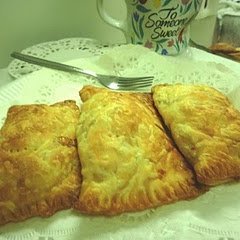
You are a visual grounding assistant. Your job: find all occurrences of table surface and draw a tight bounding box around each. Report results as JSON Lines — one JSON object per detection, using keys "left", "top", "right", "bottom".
{"left": 0, "top": 68, "right": 13, "bottom": 88}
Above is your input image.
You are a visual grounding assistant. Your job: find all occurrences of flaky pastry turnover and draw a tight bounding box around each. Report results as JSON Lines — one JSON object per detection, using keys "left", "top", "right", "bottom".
{"left": 0, "top": 101, "right": 81, "bottom": 225}
{"left": 152, "top": 84, "right": 240, "bottom": 186}
{"left": 74, "top": 85, "right": 201, "bottom": 215}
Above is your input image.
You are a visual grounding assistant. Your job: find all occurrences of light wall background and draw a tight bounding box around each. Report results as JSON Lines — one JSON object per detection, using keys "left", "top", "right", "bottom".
{"left": 0, "top": 0, "right": 126, "bottom": 68}
{"left": 0, "top": 0, "right": 218, "bottom": 68}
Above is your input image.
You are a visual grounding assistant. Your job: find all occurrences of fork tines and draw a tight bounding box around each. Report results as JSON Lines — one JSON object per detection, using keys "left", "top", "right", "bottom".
{"left": 117, "top": 76, "right": 153, "bottom": 88}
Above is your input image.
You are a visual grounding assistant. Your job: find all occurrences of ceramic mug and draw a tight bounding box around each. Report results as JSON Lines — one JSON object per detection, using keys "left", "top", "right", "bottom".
{"left": 97, "top": 0, "right": 203, "bottom": 55}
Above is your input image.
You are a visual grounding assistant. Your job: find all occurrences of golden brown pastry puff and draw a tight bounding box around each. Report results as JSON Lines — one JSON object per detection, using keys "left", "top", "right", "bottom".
{"left": 74, "top": 85, "right": 201, "bottom": 216}
{"left": 152, "top": 84, "right": 240, "bottom": 186}
{"left": 0, "top": 101, "right": 81, "bottom": 225}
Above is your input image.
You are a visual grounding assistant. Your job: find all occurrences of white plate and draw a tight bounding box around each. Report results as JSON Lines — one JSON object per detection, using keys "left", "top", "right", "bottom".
{"left": 1, "top": 45, "right": 240, "bottom": 240}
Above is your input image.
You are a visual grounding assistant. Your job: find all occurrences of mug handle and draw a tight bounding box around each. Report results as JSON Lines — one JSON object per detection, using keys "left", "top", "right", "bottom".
{"left": 96, "top": 0, "right": 127, "bottom": 34}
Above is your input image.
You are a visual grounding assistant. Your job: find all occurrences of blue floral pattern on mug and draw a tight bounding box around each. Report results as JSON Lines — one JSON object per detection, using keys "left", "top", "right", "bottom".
{"left": 129, "top": 0, "right": 202, "bottom": 55}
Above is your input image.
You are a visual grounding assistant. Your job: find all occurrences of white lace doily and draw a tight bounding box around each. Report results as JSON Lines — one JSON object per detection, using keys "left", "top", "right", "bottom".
{"left": 7, "top": 38, "right": 119, "bottom": 79}
{"left": 1, "top": 44, "right": 240, "bottom": 240}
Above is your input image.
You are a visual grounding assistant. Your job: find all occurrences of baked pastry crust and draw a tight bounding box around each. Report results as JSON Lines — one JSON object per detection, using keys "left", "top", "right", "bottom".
{"left": 0, "top": 101, "right": 81, "bottom": 225}
{"left": 152, "top": 84, "right": 240, "bottom": 186}
{"left": 210, "top": 42, "right": 237, "bottom": 54}
{"left": 75, "top": 85, "right": 201, "bottom": 215}
{"left": 210, "top": 42, "right": 240, "bottom": 61}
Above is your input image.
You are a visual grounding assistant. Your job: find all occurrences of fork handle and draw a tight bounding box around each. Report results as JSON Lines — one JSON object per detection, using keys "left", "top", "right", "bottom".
{"left": 10, "top": 51, "right": 98, "bottom": 78}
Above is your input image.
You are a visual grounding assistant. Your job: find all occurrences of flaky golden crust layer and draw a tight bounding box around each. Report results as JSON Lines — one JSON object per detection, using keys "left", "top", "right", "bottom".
{"left": 0, "top": 101, "right": 81, "bottom": 225}
{"left": 75, "top": 85, "right": 201, "bottom": 215}
{"left": 152, "top": 84, "right": 240, "bottom": 186}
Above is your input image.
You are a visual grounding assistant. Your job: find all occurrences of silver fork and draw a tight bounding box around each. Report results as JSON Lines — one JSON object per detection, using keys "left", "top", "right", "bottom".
{"left": 11, "top": 51, "right": 154, "bottom": 90}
